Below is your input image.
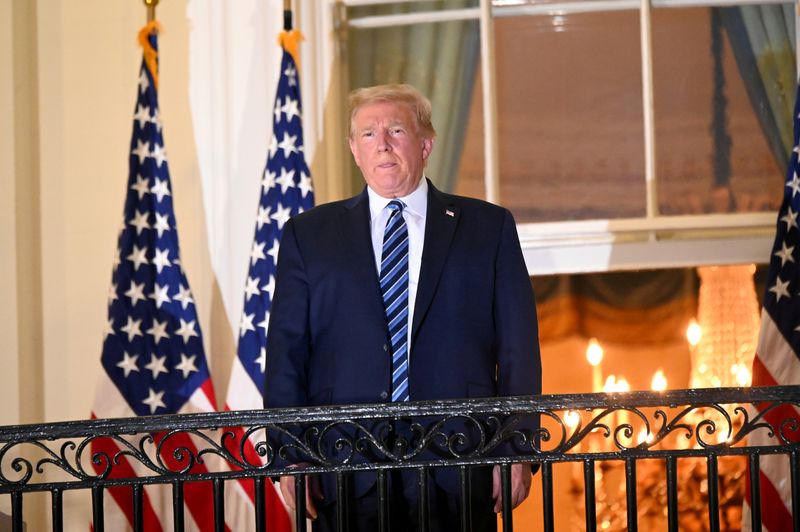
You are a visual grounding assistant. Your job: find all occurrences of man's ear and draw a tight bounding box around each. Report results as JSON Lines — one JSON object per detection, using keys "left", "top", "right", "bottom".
{"left": 421, "top": 137, "right": 434, "bottom": 161}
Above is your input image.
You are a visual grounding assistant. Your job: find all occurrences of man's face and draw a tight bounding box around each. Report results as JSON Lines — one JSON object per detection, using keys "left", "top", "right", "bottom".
{"left": 349, "top": 101, "right": 434, "bottom": 198}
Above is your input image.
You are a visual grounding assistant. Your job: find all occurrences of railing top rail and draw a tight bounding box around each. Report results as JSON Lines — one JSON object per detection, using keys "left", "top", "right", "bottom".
{"left": 0, "top": 385, "right": 797, "bottom": 441}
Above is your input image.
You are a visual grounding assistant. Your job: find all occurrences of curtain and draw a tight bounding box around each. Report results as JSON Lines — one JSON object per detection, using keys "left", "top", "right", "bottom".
{"left": 346, "top": 0, "right": 480, "bottom": 193}
{"left": 720, "top": 5, "right": 796, "bottom": 168}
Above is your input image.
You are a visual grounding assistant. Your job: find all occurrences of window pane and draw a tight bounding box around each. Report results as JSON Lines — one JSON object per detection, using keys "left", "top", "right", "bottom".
{"left": 652, "top": 5, "right": 792, "bottom": 215}
{"left": 460, "top": 11, "right": 646, "bottom": 222}
{"left": 346, "top": 11, "right": 481, "bottom": 195}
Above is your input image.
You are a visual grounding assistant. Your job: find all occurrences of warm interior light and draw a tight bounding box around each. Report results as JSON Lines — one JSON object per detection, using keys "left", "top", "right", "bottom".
{"left": 564, "top": 410, "right": 581, "bottom": 428}
{"left": 736, "top": 366, "right": 751, "bottom": 386}
{"left": 603, "top": 375, "right": 617, "bottom": 392}
{"left": 686, "top": 319, "right": 702, "bottom": 347}
{"left": 616, "top": 378, "right": 630, "bottom": 393}
{"left": 651, "top": 369, "right": 667, "bottom": 391}
{"left": 637, "top": 428, "right": 653, "bottom": 445}
{"left": 586, "top": 338, "right": 604, "bottom": 366}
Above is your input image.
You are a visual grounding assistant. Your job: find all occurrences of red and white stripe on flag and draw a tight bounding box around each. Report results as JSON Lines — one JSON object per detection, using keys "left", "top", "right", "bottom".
{"left": 743, "top": 312, "right": 800, "bottom": 531}
{"left": 222, "top": 358, "right": 292, "bottom": 532}
{"left": 91, "top": 373, "right": 226, "bottom": 532}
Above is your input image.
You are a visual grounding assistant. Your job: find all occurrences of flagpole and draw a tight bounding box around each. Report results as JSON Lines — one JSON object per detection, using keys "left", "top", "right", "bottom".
{"left": 145, "top": 0, "right": 158, "bottom": 23}
{"left": 284, "top": 0, "right": 292, "bottom": 31}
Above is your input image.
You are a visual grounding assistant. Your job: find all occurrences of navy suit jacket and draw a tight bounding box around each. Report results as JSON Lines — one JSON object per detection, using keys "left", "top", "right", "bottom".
{"left": 265, "top": 180, "right": 541, "bottom": 494}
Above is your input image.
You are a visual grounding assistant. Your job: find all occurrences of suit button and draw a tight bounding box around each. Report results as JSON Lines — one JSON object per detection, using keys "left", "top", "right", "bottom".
{"left": 379, "top": 391, "right": 389, "bottom": 400}
{"left": 383, "top": 344, "right": 388, "bottom": 352}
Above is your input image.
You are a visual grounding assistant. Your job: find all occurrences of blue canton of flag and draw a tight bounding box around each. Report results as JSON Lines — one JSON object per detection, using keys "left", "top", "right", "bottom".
{"left": 99, "top": 30, "right": 214, "bottom": 417}
{"left": 234, "top": 49, "right": 315, "bottom": 395}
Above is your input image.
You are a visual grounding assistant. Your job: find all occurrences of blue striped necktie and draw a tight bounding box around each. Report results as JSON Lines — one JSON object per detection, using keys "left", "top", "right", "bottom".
{"left": 380, "top": 200, "right": 410, "bottom": 402}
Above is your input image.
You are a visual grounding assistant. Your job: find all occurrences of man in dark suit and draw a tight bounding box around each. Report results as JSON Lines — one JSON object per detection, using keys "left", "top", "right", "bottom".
{"left": 265, "top": 84, "right": 541, "bottom": 531}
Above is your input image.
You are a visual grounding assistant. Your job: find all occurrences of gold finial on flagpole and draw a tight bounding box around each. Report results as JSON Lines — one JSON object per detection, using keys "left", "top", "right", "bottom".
{"left": 144, "top": 0, "right": 159, "bottom": 23}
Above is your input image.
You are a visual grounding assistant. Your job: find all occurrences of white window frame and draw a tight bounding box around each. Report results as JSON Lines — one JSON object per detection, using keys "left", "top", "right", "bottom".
{"left": 335, "top": 0, "right": 797, "bottom": 274}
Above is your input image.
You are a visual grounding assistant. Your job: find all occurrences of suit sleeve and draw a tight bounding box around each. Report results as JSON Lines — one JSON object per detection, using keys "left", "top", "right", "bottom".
{"left": 494, "top": 209, "right": 542, "bottom": 398}
{"left": 493, "top": 209, "right": 542, "bottom": 460}
{"left": 264, "top": 218, "right": 311, "bottom": 409}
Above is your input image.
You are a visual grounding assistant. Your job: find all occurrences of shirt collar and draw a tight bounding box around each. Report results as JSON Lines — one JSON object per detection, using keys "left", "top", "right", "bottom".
{"left": 367, "top": 177, "right": 428, "bottom": 220}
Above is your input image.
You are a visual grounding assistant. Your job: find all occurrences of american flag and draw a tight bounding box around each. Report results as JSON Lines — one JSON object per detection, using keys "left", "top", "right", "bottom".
{"left": 222, "top": 32, "right": 313, "bottom": 531}
{"left": 743, "top": 82, "right": 800, "bottom": 531}
{"left": 91, "top": 23, "right": 222, "bottom": 530}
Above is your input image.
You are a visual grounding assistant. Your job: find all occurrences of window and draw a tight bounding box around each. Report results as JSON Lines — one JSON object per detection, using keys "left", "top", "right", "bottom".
{"left": 336, "top": 0, "right": 793, "bottom": 274}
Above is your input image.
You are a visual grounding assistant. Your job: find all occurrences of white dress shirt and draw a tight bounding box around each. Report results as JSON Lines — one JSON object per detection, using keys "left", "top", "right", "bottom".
{"left": 367, "top": 177, "right": 428, "bottom": 357}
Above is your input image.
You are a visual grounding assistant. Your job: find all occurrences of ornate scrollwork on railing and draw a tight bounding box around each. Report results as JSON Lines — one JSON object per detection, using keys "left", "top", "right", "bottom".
{"left": 0, "top": 386, "right": 797, "bottom": 492}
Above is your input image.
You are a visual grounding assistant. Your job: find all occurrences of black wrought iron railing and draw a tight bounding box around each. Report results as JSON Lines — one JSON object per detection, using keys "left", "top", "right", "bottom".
{"left": 0, "top": 386, "right": 798, "bottom": 531}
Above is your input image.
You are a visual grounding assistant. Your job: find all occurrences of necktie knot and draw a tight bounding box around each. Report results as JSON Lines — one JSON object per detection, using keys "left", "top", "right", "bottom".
{"left": 387, "top": 199, "right": 404, "bottom": 213}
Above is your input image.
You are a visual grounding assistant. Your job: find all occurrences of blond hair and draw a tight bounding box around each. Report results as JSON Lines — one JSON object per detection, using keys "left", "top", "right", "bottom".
{"left": 348, "top": 84, "right": 436, "bottom": 139}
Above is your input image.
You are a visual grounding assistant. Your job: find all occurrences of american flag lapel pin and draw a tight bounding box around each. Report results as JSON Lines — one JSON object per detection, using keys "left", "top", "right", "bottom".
{"left": 445, "top": 209, "right": 454, "bottom": 217}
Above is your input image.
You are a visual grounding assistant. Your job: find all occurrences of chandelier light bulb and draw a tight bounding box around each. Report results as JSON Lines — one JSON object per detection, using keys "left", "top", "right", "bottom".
{"left": 736, "top": 366, "right": 751, "bottom": 386}
{"left": 651, "top": 369, "right": 667, "bottom": 391}
{"left": 686, "top": 319, "right": 702, "bottom": 347}
{"left": 586, "top": 338, "right": 604, "bottom": 366}
{"left": 564, "top": 410, "right": 581, "bottom": 428}
{"left": 603, "top": 375, "right": 617, "bottom": 392}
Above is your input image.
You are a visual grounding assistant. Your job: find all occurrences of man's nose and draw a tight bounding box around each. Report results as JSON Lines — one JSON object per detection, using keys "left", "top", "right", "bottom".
{"left": 376, "top": 131, "right": 391, "bottom": 152}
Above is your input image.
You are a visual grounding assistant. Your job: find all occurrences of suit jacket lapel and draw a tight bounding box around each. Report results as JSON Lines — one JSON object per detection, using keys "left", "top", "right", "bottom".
{"left": 411, "top": 181, "right": 459, "bottom": 345}
{"left": 342, "top": 188, "right": 386, "bottom": 318}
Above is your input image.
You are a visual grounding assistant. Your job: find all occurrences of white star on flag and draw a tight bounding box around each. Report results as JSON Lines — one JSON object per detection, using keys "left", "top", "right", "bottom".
{"left": 144, "top": 354, "right": 169, "bottom": 379}
{"left": 775, "top": 241, "right": 795, "bottom": 267}
{"left": 250, "top": 241, "right": 267, "bottom": 266}
{"left": 175, "top": 353, "right": 198, "bottom": 379}
{"left": 120, "top": 316, "right": 143, "bottom": 342}
{"left": 173, "top": 285, "right": 194, "bottom": 310}
{"left": 131, "top": 175, "right": 150, "bottom": 199}
{"left": 270, "top": 203, "right": 292, "bottom": 229}
{"left": 787, "top": 173, "right": 800, "bottom": 197}
{"left": 240, "top": 313, "right": 256, "bottom": 337}
{"left": 278, "top": 132, "right": 298, "bottom": 158}
{"left": 125, "top": 281, "right": 147, "bottom": 306}
{"left": 262, "top": 275, "right": 276, "bottom": 299}
{"left": 149, "top": 283, "right": 171, "bottom": 309}
{"left": 153, "top": 213, "right": 171, "bottom": 237}
{"left": 267, "top": 239, "right": 280, "bottom": 264}
{"left": 257, "top": 312, "right": 270, "bottom": 333}
{"left": 262, "top": 169, "right": 277, "bottom": 191}
{"left": 133, "top": 104, "right": 151, "bottom": 129}
{"left": 146, "top": 319, "right": 170, "bottom": 344}
{"left": 142, "top": 388, "right": 166, "bottom": 413}
{"left": 151, "top": 177, "right": 171, "bottom": 202}
{"left": 131, "top": 139, "right": 150, "bottom": 164}
{"left": 298, "top": 172, "right": 313, "bottom": 198}
{"left": 255, "top": 347, "right": 267, "bottom": 373}
{"left": 152, "top": 248, "right": 171, "bottom": 273}
{"left": 781, "top": 207, "right": 798, "bottom": 232}
{"left": 244, "top": 277, "right": 261, "bottom": 301}
{"left": 117, "top": 352, "right": 140, "bottom": 377}
{"left": 129, "top": 210, "right": 151, "bottom": 235}
{"left": 256, "top": 206, "right": 272, "bottom": 229}
{"left": 175, "top": 319, "right": 199, "bottom": 343}
{"left": 769, "top": 275, "right": 791, "bottom": 302}
{"left": 281, "top": 97, "right": 300, "bottom": 122}
{"left": 151, "top": 143, "right": 168, "bottom": 168}
{"left": 276, "top": 168, "right": 296, "bottom": 194}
